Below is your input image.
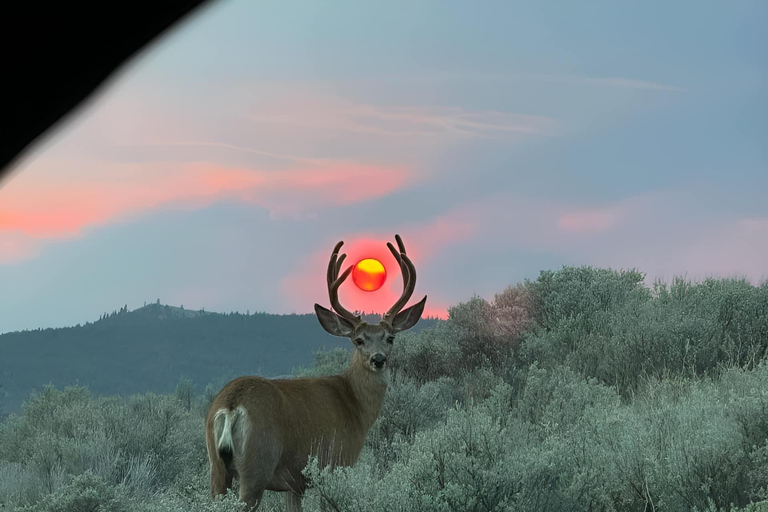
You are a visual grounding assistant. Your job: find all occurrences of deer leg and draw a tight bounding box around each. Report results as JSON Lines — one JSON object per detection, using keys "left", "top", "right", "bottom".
{"left": 285, "top": 491, "right": 303, "bottom": 512}
{"left": 237, "top": 468, "right": 270, "bottom": 510}
{"left": 207, "top": 441, "right": 233, "bottom": 498}
{"left": 209, "top": 465, "right": 226, "bottom": 498}
{"left": 236, "top": 446, "right": 280, "bottom": 510}
{"left": 238, "top": 479, "right": 266, "bottom": 510}
{"left": 210, "top": 463, "right": 234, "bottom": 498}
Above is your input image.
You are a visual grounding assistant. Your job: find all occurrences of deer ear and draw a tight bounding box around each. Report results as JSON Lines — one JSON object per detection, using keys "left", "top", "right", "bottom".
{"left": 315, "top": 303, "right": 356, "bottom": 337}
{"left": 391, "top": 295, "right": 427, "bottom": 333}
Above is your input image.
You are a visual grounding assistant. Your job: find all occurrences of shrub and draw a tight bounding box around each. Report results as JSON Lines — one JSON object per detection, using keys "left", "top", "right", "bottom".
{"left": 292, "top": 346, "right": 351, "bottom": 377}
{"left": 447, "top": 285, "right": 533, "bottom": 371}
{"left": 389, "top": 321, "right": 464, "bottom": 383}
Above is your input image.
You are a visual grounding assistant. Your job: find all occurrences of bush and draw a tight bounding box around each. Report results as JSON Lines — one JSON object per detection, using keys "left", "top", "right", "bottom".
{"left": 0, "top": 386, "right": 208, "bottom": 510}
{"left": 390, "top": 321, "right": 464, "bottom": 383}
{"left": 520, "top": 269, "right": 768, "bottom": 396}
{"left": 292, "top": 346, "right": 351, "bottom": 377}
{"left": 16, "top": 471, "right": 129, "bottom": 512}
{"left": 3, "top": 267, "right": 768, "bottom": 512}
{"left": 447, "top": 285, "right": 533, "bottom": 371}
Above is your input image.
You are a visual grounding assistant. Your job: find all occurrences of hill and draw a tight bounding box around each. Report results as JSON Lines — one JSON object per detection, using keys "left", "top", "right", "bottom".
{"left": 0, "top": 303, "right": 440, "bottom": 413}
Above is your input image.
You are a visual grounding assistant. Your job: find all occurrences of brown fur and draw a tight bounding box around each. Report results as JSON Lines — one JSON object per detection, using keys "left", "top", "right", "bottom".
{"left": 205, "top": 350, "right": 391, "bottom": 510}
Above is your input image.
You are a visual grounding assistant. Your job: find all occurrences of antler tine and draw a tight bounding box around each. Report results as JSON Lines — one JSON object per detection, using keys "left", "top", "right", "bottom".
{"left": 394, "top": 233, "right": 406, "bottom": 255}
{"left": 326, "top": 241, "right": 360, "bottom": 323}
{"left": 327, "top": 241, "right": 344, "bottom": 284}
{"left": 385, "top": 252, "right": 416, "bottom": 319}
{"left": 383, "top": 235, "right": 417, "bottom": 322}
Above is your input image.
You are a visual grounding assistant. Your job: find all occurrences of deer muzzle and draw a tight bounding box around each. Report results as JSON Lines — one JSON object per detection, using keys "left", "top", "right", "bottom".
{"left": 370, "top": 353, "right": 387, "bottom": 369}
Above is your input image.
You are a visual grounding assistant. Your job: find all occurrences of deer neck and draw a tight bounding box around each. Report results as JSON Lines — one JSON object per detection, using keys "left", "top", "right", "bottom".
{"left": 342, "top": 350, "right": 388, "bottom": 430}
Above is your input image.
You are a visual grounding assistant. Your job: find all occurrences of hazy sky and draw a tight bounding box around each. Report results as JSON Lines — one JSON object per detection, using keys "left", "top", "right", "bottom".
{"left": 1, "top": 0, "right": 766, "bottom": 334}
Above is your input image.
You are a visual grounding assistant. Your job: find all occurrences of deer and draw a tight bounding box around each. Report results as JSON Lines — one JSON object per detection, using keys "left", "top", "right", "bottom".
{"left": 205, "top": 234, "right": 427, "bottom": 511}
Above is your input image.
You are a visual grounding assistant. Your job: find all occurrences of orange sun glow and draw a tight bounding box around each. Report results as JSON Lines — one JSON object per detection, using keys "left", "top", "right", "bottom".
{"left": 352, "top": 258, "right": 387, "bottom": 291}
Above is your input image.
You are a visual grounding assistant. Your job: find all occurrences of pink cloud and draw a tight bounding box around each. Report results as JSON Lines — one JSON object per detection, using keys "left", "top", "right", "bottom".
{"left": 0, "top": 232, "right": 42, "bottom": 264}
{"left": 634, "top": 216, "right": 768, "bottom": 285}
{"left": 558, "top": 209, "right": 619, "bottom": 234}
{"left": 394, "top": 217, "right": 476, "bottom": 263}
{"left": 0, "top": 159, "right": 412, "bottom": 258}
{"left": 244, "top": 164, "right": 411, "bottom": 219}
{"left": 426, "top": 190, "right": 768, "bottom": 286}
{"left": 1, "top": 75, "right": 555, "bottom": 266}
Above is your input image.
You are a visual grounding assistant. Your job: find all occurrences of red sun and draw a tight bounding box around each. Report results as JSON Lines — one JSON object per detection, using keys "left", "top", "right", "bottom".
{"left": 352, "top": 258, "right": 387, "bottom": 292}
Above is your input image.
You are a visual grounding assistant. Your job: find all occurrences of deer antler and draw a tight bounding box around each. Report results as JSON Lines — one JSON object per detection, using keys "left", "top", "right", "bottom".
{"left": 326, "top": 240, "right": 362, "bottom": 324}
{"left": 382, "top": 234, "right": 417, "bottom": 323}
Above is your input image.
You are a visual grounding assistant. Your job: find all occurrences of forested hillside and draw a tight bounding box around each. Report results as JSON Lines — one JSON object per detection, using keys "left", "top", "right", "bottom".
{"left": 0, "top": 302, "right": 439, "bottom": 413}
{"left": 1, "top": 266, "right": 767, "bottom": 511}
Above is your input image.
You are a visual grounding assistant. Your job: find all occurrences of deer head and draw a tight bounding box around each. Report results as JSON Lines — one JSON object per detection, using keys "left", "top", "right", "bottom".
{"left": 314, "top": 234, "right": 427, "bottom": 372}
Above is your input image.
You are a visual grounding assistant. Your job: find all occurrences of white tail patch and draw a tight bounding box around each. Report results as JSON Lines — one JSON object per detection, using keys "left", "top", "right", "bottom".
{"left": 213, "top": 406, "right": 250, "bottom": 461}
{"left": 213, "top": 408, "right": 234, "bottom": 456}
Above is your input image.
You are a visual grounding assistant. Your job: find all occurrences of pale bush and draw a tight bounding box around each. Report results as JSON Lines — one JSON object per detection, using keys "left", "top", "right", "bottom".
{"left": 390, "top": 321, "right": 463, "bottom": 382}
{"left": 292, "top": 346, "right": 350, "bottom": 378}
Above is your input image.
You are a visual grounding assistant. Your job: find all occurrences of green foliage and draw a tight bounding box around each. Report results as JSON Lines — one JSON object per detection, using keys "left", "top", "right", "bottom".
{"left": 366, "top": 375, "right": 460, "bottom": 470}
{"left": 2, "top": 267, "right": 767, "bottom": 511}
{"left": 292, "top": 346, "right": 351, "bottom": 377}
{"left": 447, "top": 284, "right": 533, "bottom": 371}
{"left": 525, "top": 265, "right": 649, "bottom": 333}
{"left": 0, "top": 386, "right": 207, "bottom": 509}
{"left": 749, "top": 443, "right": 768, "bottom": 502}
{"left": 14, "top": 471, "right": 129, "bottom": 512}
{"left": 390, "top": 320, "right": 464, "bottom": 382}
{"left": 303, "top": 363, "right": 768, "bottom": 512}
{"left": 0, "top": 305, "right": 439, "bottom": 414}
{"left": 174, "top": 377, "right": 193, "bottom": 412}
{"left": 521, "top": 268, "right": 768, "bottom": 396}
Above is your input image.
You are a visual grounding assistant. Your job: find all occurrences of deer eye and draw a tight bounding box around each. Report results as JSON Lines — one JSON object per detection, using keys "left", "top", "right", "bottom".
{"left": 386, "top": 336, "right": 395, "bottom": 344}
{"left": 354, "top": 337, "right": 364, "bottom": 346}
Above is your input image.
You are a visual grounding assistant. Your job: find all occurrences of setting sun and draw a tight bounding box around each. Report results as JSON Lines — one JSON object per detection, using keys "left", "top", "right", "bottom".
{"left": 352, "top": 258, "right": 387, "bottom": 291}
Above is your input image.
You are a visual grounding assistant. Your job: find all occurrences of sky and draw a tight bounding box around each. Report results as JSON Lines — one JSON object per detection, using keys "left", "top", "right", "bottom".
{"left": 0, "top": 0, "right": 766, "bottom": 334}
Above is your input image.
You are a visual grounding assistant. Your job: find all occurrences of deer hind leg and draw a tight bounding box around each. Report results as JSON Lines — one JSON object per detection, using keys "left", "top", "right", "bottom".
{"left": 285, "top": 491, "right": 303, "bottom": 512}
{"left": 235, "top": 439, "right": 281, "bottom": 510}
{"left": 206, "top": 426, "right": 234, "bottom": 498}
{"left": 209, "top": 459, "right": 233, "bottom": 498}
{"left": 237, "top": 463, "right": 273, "bottom": 510}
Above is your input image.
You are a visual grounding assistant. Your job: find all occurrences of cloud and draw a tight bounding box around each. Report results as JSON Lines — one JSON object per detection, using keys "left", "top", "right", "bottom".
{"left": 636, "top": 216, "right": 768, "bottom": 285}
{"left": 0, "top": 158, "right": 412, "bottom": 257}
{"left": 428, "top": 189, "right": 768, "bottom": 286}
{"left": 2, "top": 76, "right": 557, "bottom": 266}
{"left": 423, "top": 72, "right": 687, "bottom": 93}
{"left": 558, "top": 209, "right": 620, "bottom": 234}
{"left": 0, "top": 232, "right": 42, "bottom": 264}
{"left": 243, "top": 87, "right": 557, "bottom": 140}
{"left": 336, "top": 104, "right": 558, "bottom": 138}
{"left": 565, "top": 76, "right": 687, "bottom": 92}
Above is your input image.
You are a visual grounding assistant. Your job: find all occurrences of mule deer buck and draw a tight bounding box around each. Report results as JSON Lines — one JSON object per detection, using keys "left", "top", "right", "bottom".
{"left": 205, "top": 235, "right": 427, "bottom": 511}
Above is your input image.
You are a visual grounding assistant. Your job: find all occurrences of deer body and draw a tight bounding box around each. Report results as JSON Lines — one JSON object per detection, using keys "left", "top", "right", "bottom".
{"left": 206, "top": 235, "right": 426, "bottom": 511}
{"left": 205, "top": 352, "right": 386, "bottom": 494}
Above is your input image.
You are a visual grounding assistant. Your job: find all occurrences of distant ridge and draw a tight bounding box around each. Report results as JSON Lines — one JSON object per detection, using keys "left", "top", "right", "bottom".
{"left": 0, "top": 302, "right": 440, "bottom": 413}
{"left": 95, "top": 301, "right": 215, "bottom": 324}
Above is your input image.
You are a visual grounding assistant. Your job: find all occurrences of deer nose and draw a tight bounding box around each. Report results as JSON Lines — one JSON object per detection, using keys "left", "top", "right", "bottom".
{"left": 370, "top": 353, "right": 387, "bottom": 368}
